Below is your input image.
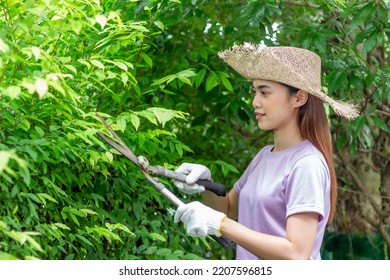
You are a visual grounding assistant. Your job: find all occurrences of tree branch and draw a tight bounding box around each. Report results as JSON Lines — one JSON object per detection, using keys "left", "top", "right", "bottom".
{"left": 337, "top": 153, "right": 386, "bottom": 217}
{"left": 376, "top": 109, "right": 390, "bottom": 118}
{"left": 379, "top": 223, "right": 390, "bottom": 248}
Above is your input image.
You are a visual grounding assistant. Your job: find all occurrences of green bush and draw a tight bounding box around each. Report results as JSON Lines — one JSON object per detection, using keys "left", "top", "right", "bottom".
{"left": 0, "top": 0, "right": 237, "bottom": 260}
{"left": 1, "top": 0, "right": 388, "bottom": 260}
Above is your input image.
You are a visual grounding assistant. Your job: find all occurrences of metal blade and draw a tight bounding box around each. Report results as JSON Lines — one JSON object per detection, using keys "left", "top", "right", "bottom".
{"left": 96, "top": 132, "right": 142, "bottom": 169}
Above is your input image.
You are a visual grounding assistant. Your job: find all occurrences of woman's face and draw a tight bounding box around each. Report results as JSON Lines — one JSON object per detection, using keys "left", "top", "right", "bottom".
{"left": 252, "top": 79, "right": 299, "bottom": 132}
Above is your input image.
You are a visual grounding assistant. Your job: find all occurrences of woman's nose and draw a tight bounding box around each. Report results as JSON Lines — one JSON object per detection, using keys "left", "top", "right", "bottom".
{"left": 252, "top": 93, "right": 262, "bottom": 108}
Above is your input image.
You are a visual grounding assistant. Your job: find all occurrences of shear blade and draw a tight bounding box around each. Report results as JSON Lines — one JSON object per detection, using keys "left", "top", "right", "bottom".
{"left": 96, "top": 132, "right": 142, "bottom": 168}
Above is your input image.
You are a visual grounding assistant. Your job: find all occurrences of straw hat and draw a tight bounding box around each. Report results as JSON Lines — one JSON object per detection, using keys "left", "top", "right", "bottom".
{"left": 218, "top": 43, "right": 359, "bottom": 120}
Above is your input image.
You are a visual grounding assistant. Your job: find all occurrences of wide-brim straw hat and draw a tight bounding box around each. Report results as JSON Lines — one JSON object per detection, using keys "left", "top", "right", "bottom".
{"left": 218, "top": 43, "right": 359, "bottom": 120}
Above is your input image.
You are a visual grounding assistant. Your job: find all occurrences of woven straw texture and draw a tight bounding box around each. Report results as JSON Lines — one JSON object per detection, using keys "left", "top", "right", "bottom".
{"left": 218, "top": 43, "right": 359, "bottom": 120}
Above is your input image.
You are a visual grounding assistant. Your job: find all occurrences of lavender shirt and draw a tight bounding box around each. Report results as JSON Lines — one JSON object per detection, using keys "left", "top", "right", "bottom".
{"left": 233, "top": 140, "right": 330, "bottom": 260}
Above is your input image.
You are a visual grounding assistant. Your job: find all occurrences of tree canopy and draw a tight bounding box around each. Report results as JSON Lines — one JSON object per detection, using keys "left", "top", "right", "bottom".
{"left": 0, "top": 0, "right": 389, "bottom": 260}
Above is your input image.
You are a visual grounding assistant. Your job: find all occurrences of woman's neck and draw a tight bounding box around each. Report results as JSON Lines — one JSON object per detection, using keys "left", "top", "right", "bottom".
{"left": 272, "top": 123, "right": 304, "bottom": 152}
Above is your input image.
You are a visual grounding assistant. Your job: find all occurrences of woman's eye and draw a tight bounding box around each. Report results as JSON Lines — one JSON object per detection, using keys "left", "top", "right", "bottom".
{"left": 252, "top": 87, "right": 269, "bottom": 96}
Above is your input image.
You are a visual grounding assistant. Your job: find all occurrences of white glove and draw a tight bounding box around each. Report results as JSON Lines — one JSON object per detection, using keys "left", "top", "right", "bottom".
{"left": 174, "top": 201, "right": 226, "bottom": 237}
{"left": 173, "top": 163, "right": 211, "bottom": 194}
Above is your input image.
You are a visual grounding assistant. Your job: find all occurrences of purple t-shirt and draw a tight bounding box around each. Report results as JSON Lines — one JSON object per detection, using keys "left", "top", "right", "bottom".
{"left": 233, "top": 140, "right": 330, "bottom": 260}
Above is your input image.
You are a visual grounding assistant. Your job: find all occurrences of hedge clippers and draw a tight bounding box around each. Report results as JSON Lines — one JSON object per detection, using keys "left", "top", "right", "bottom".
{"left": 95, "top": 112, "right": 234, "bottom": 249}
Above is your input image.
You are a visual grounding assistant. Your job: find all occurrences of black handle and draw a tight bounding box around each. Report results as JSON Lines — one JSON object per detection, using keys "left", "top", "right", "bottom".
{"left": 212, "top": 235, "right": 235, "bottom": 249}
{"left": 150, "top": 167, "right": 227, "bottom": 197}
{"left": 196, "top": 179, "right": 226, "bottom": 196}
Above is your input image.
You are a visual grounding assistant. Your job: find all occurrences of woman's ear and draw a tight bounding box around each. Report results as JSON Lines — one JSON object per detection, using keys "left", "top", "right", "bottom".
{"left": 294, "top": 90, "right": 309, "bottom": 108}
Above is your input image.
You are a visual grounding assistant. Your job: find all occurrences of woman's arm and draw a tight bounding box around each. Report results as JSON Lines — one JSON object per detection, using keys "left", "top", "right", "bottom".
{"left": 202, "top": 189, "right": 239, "bottom": 220}
{"left": 220, "top": 212, "right": 319, "bottom": 260}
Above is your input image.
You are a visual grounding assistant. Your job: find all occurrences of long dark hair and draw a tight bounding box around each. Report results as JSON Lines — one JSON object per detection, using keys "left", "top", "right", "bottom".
{"left": 285, "top": 84, "right": 337, "bottom": 223}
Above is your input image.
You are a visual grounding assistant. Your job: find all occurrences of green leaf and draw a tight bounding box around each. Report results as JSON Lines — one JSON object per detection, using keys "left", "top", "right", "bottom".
{"left": 18, "top": 119, "right": 31, "bottom": 131}
{"left": 362, "top": 32, "right": 377, "bottom": 54}
{"left": 104, "top": 151, "right": 113, "bottom": 162}
{"left": 195, "top": 68, "right": 206, "bottom": 88}
{"left": 26, "top": 235, "right": 44, "bottom": 252}
{"left": 347, "top": 12, "right": 368, "bottom": 35}
{"left": 172, "top": 250, "right": 184, "bottom": 258}
{"left": 370, "top": 115, "right": 389, "bottom": 132}
{"left": 11, "top": 185, "right": 19, "bottom": 197}
{"left": 178, "top": 76, "right": 192, "bottom": 86}
{"left": 91, "top": 59, "right": 105, "bottom": 70}
{"left": 53, "top": 223, "right": 71, "bottom": 230}
{"left": 64, "top": 65, "right": 77, "bottom": 74}
{"left": 156, "top": 248, "right": 171, "bottom": 256}
{"left": 95, "top": 14, "right": 108, "bottom": 29}
{"left": 141, "top": 53, "right": 153, "bottom": 68}
{"left": 35, "top": 78, "right": 48, "bottom": 98}
{"left": 214, "top": 160, "right": 239, "bottom": 176}
{"left": 153, "top": 20, "right": 164, "bottom": 31}
{"left": 150, "top": 232, "right": 166, "bottom": 242}
{"left": 105, "top": 223, "right": 134, "bottom": 235}
{"left": 0, "top": 151, "right": 11, "bottom": 173}
{"left": 70, "top": 208, "right": 87, "bottom": 218}
{"left": 219, "top": 75, "right": 233, "bottom": 91}
{"left": 146, "top": 107, "right": 174, "bottom": 127}
{"left": 151, "top": 75, "right": 174, "bottom": 86}
{"left": 35, "top": 126, "right": 45, "bottom": 137}
{"left": 37, "top": 193, "right": 58, "bottom": 205}
{"left": 75, "top": 234, "right": 95, "bottom": 247}
{"left": 70, "top": 20, "right": 83, "bottom": 34}
{"left": 130, "top": 114, "right": 140, "bottom": 131}
{"left": 19, "top": 167, "right": 31, "bottom": 186}
{"left": 4, "top": 231, "right": 27, "bottom": 245}
{"left": 184, "top": 253, "right": 204, "bottom": 260}
{"left": 69, "top": 213, "right": 80, "bottom": 226}
{"left": 176, "top": 69, "right": 196, "bottom": 78}
{"left": 205, "top": 73, "right": 218, "bottom": 92}
{"left": 144, "top": 246, "right": 158, "bottom": 255}
{"left": 115, "top": 61, "right": 128, "bottom": 71}
{"left": 65, "top": 254, "right": 75, "bottom": 260}
{"left": 137, "top": 132, "right": 145, "bottom": 147}
{"left": 0, "top": 252, "right": 19, "bottom": 260}
{"left": 121, "top": 72, "right": 129, "bottom": 85}
{"left": 78, "top": 59, "right": 91, "bottom": 70}
{"left": 6, "top": 86, "right": 21, "bottom": 98}
{"left": 137, "top": 110, "right": 158, "bottom": 125}
{"left": 0, "top": 38, "right": 10, "bottom": 53}
{"left": 21, "top": 192, "right": 41, "bottom": 204}
{"left": 117, "top": 116, "right": 127, "bottom": 132}
{"left": 80, "top": 208, "right": 98, "bottom": 215}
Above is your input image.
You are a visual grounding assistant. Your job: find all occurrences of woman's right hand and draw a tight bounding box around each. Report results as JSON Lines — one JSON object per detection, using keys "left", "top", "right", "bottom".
{"left": 173, "top": 163, "right": 211, "bottom": 194}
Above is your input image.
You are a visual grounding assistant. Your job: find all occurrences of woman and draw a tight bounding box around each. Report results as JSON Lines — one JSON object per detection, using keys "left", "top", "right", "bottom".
{"left": 173, "top": 43, "right": 358, "bottom": 260}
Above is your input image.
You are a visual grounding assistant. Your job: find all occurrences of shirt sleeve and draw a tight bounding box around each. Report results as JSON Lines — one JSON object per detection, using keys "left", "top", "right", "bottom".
{"left": 285, "top": 154, "right": 330, "bottom": 221}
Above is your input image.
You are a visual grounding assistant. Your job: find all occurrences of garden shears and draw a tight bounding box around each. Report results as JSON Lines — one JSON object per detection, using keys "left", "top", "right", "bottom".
{"left": 95, "top": 112, "right": 233, "bottom": 249}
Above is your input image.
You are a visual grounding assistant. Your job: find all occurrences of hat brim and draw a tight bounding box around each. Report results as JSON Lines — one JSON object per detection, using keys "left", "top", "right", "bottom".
{"left": 218, "top": 44, "right": 359, "bottom": 120}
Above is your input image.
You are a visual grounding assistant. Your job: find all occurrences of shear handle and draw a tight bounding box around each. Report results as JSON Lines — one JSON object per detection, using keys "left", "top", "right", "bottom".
{"left": 148, "top": 166, "right": 227, "bottom": 197}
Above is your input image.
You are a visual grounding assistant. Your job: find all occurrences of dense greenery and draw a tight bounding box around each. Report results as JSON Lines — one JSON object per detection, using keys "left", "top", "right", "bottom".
{"left": 0, "top": 0, "right": 389, "bottom": 260}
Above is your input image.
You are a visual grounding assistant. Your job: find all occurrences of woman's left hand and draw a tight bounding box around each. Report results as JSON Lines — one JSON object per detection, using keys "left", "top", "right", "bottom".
{"left": 174, "top": 201, "right": 226, "bottom": 237}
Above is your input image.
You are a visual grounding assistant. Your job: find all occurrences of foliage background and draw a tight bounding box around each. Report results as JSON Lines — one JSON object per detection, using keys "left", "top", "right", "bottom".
{"left": 0, "top": 0, "right": 389, "bottom": 260}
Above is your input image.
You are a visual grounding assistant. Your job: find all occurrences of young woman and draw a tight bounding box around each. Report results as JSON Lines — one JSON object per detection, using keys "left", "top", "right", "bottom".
{"left": 173, "top": 43, "right": 358, "bottom": 260}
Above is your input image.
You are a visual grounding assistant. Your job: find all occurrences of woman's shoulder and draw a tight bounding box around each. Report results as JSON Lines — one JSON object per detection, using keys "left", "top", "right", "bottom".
{"left": 298, "top": 140, "right": 326, "bottom": 160}
{"left": 271, "top": 140, "right": 327, "bottom": 170}
{"left": 290, "top": 141, "right": 329, "bottom": 172}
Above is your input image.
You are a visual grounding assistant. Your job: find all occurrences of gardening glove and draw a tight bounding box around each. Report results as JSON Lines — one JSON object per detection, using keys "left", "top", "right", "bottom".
{"left": 174, "top": 201, "right": 226, "bottom": 237}
{"left": 173, "top": 163, "right": 211, "bottom": 194}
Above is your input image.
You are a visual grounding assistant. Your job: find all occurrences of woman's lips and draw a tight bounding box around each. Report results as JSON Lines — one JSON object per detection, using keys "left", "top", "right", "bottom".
{"left": 255, "top": 113, "right": 266, "bottom": 120}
